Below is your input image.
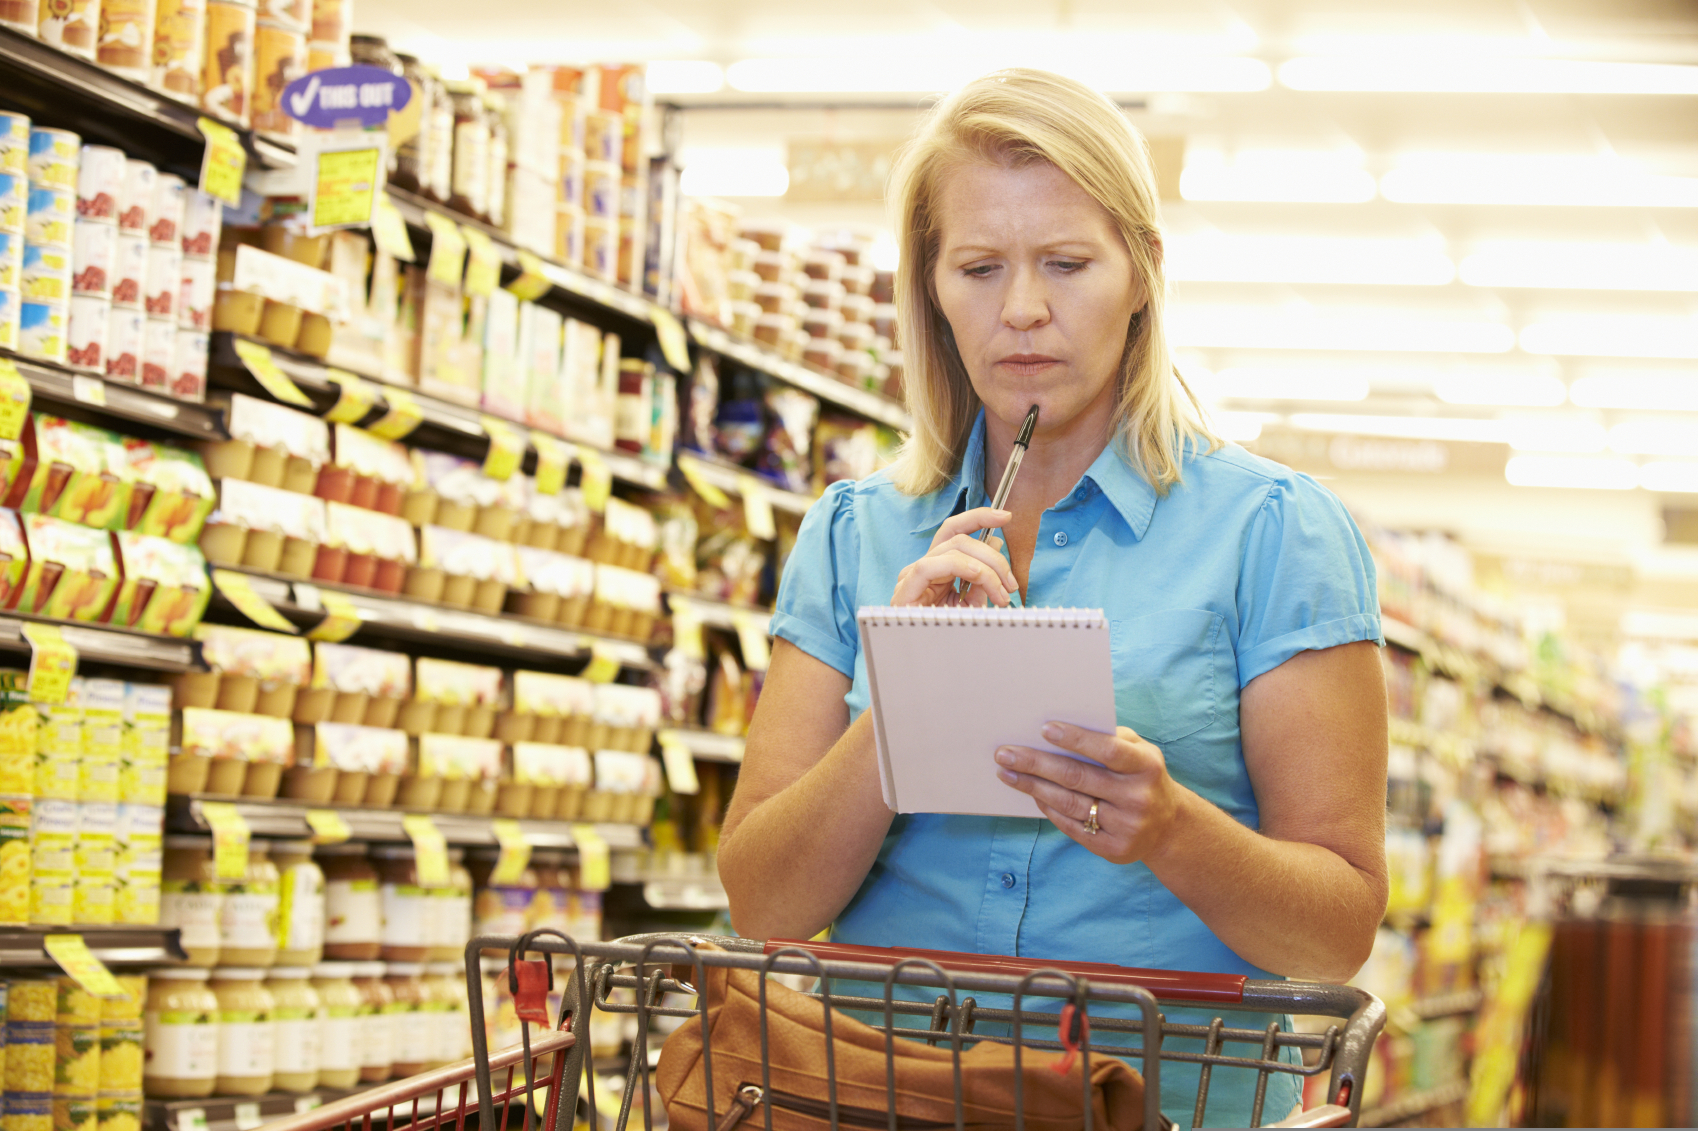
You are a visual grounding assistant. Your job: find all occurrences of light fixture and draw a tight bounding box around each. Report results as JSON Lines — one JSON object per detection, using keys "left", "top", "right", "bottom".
{"left": 1069, "top": 58, "right": 1272, "bottom": 93}
{"left": 1166, "top": 307, "right": 1516, "bottom": 353}
{"left": 1570, "top": 372, "right": 1698, "bottom": 410}
{"left": 1380, "top": 155, "right": 1698, "bottom": 208}
{"left": 1164, "top": 235, "right": 1453, "bottom": 286}
{"left": 1502, "top": 418, "right": 1608, "bottom": 453}
{"left": 1640, "top": 463, "right": 1698, "bottom": 492}
{"left": 1203, "top": 366, "right": 1370, "bottom": 401}
{"left": 725, "top": 54, "right": 1269, "bottom": 95}
{"left": 1288, "top": 414, "right": 1509, "bottom": 443}
{"left": 645, "top": 61, "right": 725, "bottom": 95}
{"left": 1520, "top": 318, "right": 1698, "bottom": 360}
{"left": 1609, "top": 421, "right": 1698, "bottom": 456}
{"left": 1178, "top": 152, "right": 1376, "bottom": 204}
{"left": 1209, "top": 411, "right": 1277, "bottom": 442}
{"left": 1460, "top": 243, "right": 1698, "bottom": 291}
{"left": 1433, "top": 369, "right": 1567, "bottom": 406}
{"left": 677, "top": 147, "right": 789, "bottom": 198}
{"left": 1621, "top": 608, "right": 1698, "bottom": 637}
{"left": 1280, "top": 57, "right": 1698, "bottom": 95}
{"left": 1504, "top": 455, "right": 1639, "bottom": 490}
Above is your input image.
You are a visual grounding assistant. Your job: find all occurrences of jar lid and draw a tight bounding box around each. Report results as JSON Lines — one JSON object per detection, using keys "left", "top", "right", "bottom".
{"left": 311, "top": 962, "right": 357, "bottom": 978}
{"left": 151, "top": 968, "right": 212, "bottom": 980}
{"left": 266, "top": 966, "right": 312, "bottom": 979}
{"left": 386, "top": 963, "right": 424, "bottom": 976}
{"left": 315, "top": 841, "right": 370, "bottom": 855}
{"left": 164, "top": 835, "right": 212, "bottom": 849}
{"left": 210, "top": 968, "right": 268, "bottom": 979}
{"left": 270, "top": 838, "right": 315, "bottom": 852}
{"left": 371, "top": 845, "right": 417, "bottom": 859}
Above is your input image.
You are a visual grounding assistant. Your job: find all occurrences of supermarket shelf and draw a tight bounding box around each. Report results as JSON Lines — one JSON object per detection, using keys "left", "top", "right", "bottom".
{"left": 665, "top": 592, "right": 773, "bottom": 633}
{"left": 2, "top": 348, "right": 227, "bottom": 441}
{"left": 1407, "top": 988, "right": 1484, "bottom": 1020}
{"left": 660, "top": 728, "right": 745, "bottom": 764}
{"left": 0, "top": 925, "right": 186, "bottom": 967}
{"left": 1358, "top": 1078, "right": 1468, "bottom": 1128}
{"left": 688, "top": 319, "right": 911, "bottom": 431}
{"left": 168, "top": 794, "right": 646, "bottom": 852}
{"left": 0, "top": 613, "right": 202, "bottom": 672}
{"left": 680, "top": 454, "right": 816, "bottom": 516}
{"left": 641, "top": 876, "right": 730, "bottom": 911}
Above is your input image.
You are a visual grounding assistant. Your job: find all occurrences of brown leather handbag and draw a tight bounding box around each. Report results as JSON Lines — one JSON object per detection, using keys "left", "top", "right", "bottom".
{"left": 654, "top": 947, "right": 1151, "bottom": 1131}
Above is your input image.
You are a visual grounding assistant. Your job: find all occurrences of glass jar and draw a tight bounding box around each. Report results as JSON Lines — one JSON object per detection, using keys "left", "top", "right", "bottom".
{"left": 209, "top": 968, "right": 275, "bottom": 1096}
{"left": 384, "top": 963, "right": 430, "bottom": 1077}
{"left": 423, "top": 63, "right": 454, "bottom": 203}
{"left": 446, "top": 79, "right": 489, "bottom": 221}
{"left": 160, "top": 836, "right": 221, "bottom": 966}
{"left": 309, "top": 962, "right": 363, "bottom": 1089}
{"left": 351, "top": 962, "right": 395, "bottom": 1083}
{"left": 392, "top": 54, "right": 435, "bottom": 196}
{"left": 427, "top": 848, "right": 472, "bottom": 963}
{"left": 424, "top": 963, "right": 467, "bottom": 1066}
{"left": 217, "top": 840, "right": 279, "bottom": 967}
{"left": 373, "top": 845, "right": 433, "bottom": 962}
{"left": 319, "top": 842, "right": 381, "bottom": 960}
{"left": 469, "top": 847, "right": 537, "bottom": 940}
{"left": 529, "top": 850, "right": 571, "bottom": 935}
{"left": 349, "top": 34, "right": 404, "bottom": 184}
{"left": 484, "top": 90, "right": 508, "bottom": 230}
{"left": 142, "top": 969, "right": 218, "bottom": 1098}
{"left": 266, "top": 967, "right": 321, "bottom": 1092}
{"left": 272, "top": 838, "right": 325, "bottom": 966}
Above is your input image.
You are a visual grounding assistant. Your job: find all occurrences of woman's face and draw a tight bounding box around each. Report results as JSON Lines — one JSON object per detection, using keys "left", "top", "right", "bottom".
{"left": 932, "top": 160, "right": 1146, "bottom": 439}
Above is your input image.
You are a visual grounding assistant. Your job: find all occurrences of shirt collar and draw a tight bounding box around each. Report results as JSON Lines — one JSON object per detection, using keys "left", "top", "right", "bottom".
{"left": 907, "top": 409, "right": 1160, "bottom": 540}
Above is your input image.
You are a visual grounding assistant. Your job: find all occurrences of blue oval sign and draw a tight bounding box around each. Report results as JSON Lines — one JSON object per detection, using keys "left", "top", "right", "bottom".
{"left": 281, "top": 65, "right": 413, "bottom": 129}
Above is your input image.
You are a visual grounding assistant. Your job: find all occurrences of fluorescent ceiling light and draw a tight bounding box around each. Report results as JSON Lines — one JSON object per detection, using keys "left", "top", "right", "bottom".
{"left": 1070, "top": 58, "right": 1271, "bottom": 93}
{"left": 645, "top": 61, "right": 724, "bottom": 95}
{"left": 1505, "top": 455, "right": 1639, "bottom": 490}
{"left": 1203, "top": 366, "right": 1369, "bottom": 401}
{"left": 1502, "top": 417, "right": 1607, "bottom": 453}
{"left": 726, "top": 54, "right": 1267, "bottom": 95}
{"left": 1210, "top": 411, "right": 1276, "bottom": 442}
{"left": 1167, "top": 307, "right": 1515, "bottom": 353}
{"left": 1622, "top": 608, "right": 1698, "bottom": 637}
{"left": 1288, "top": 413, "right": 1509, "bottom": 443}
{"left": 1641, "top": 463, "right": 1698, "bottom": 492}
{"left": 678, "top": 147, "right": 789, "bottom": 197}
{"left": 1609, "top": 420, "right": 1698, "bottom": 455}
{"left": 1521, "top": 317, "right": 1698, "bottom": 360}
{"left": 1434, "top": 370, "right": 1567, "bottom": 406}
{"left": 1280, "top": 57, "right": 1698, "bottom": 95}
{"left": 1165, "top": 235, "right": 1453, "bottom": 286}
{"left": 1179, "top": 152, "right": 1375, "bottom": 203}
{"left": 1460, "top": 243, "right": 1698, "bottom": 291}
{"left": 1570, "top": 372, "right": 1698, "bottom": 410}
{"left": 1381, "top": 156, "right": 1698, "bottom": 208}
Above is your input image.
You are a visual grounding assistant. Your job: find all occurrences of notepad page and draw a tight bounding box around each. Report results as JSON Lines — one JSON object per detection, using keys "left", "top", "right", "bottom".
{"left": 858, "top": 606, "right": 1116, "bottom": 818}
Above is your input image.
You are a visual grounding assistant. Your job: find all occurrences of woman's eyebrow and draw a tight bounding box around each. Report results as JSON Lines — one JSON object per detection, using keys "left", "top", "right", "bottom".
{"left": 942, "top": 237, "right": 1105, "bottom": 258}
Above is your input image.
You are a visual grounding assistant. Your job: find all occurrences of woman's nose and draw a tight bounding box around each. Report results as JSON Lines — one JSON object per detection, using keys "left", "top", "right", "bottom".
{"left": 1001, "top": 266, "right": 1050, "bottom": 331}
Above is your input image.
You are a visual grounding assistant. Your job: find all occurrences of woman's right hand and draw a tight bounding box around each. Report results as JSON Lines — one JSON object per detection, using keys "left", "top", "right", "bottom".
{"left": 890, "top": 508, "right": 1019, "bottom": 607}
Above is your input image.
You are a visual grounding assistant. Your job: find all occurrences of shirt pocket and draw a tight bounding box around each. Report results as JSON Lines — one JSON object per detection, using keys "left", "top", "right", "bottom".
{"left": 1110, "top": 608, "right": 1223, "bottom": 745}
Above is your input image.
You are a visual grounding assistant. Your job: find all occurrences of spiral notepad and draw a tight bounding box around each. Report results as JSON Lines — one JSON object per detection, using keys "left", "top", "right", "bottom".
{"left": 857, "top": 606, "right": 1115, "bottom": 818}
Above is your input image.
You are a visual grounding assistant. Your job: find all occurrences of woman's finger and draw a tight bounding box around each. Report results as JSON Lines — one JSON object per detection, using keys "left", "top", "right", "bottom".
{"left": 997, "top": 764, "right": 1098, "bottom": 822}
{"left": 1040, "top": 721, "right": 1163, "bottom": 776}
{"left": 931, "top": 533, "right": 1018, "bottom": 595}
{"left": 930, "top": 507, "right": 1011, "bottom": 550}
{"left": 891, "top": 551, "right": 1011, "bottom": 606}
{"left": 994, "top": 745, "right": 1118, "bottom": 798}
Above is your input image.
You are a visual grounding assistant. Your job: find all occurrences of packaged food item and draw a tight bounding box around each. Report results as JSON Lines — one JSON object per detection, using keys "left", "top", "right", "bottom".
{"left": 159, "top": 836, "right": 220, "bottom": 965}
{"left": 0, "top": 0, "right": 38, "bottom": 34}
{"left": 53, "top": 1022, "right": 100, "bottom": 1093}
{"left": 109, "top": 234, "right": 146, "bottom": 310}
{"left": 201, "top": 0, "right": 256, "bottom": 127}
{"left": 25, "top": 186, "right": 74, "bottom": 249}
{"left": 143, "top": 243, "right": 178, "bottom": 317}
{"left": 95, "top": 1093, "right": 141, "bottom": 1131}
{"left": 270, "top": 838, "right": 323, "bottom": 966}
{"left": 69, "top": 221, "right": 114, "bottom": 296}
{"left": 265, "top": 967, "right": 319, "bottom": 1092}
{"left": 116, "top": 162, "right": 154, "bottom": 236}
{"left": 109, "top": 532, "right": 209, "bottom": 635}
{"left": 147, "top": 175, "right": 184, "bottom": 248}
{"left": 14, "top": 515, "right": 117, "bottom": 621}
{"left": 36, "top": 0, "right": 97, "bottom": 55}
{"left": 317, "top": 843, "right": 379, "bottom": 961}
{"left": 142, "top": 969, "right": 217, "bottom": 1097}
{"left": 66, "top": 293, "right": 109, "bottom": 373}
{"left": 176, "top": 708, "right": 291, "bottom": 796}
{"left": 170, "top": 327, "right": 209, "bottom": 401}
{"left": 26, "top": 130, "right": 78, "bottom": 188}
{"left": 350, "top": 962, "right": 393, "bottom": 1082}
{"left": 20, "top": 243, "right": 70, "bottom": 304}
{"left": 16, "top": 416, "right": 133, "bottom": 530}
{"left": 138, "top": 318, "right": 174, "bottom": 391}
{"left": 124, "top": 441, "right": 215, "bottom": 544}
{"left": 1, "top": 183, "right": 23, "bottom": 240}
{"left": 209, "top": 968, "right": 273, "bottom": 1095}
{"left": 308, "top": 962, "right": 361, "bottom": 1088}
{"left": 97, "top": 1021, "right": 143, "bottom": 1091}
{"left": 178, "top": 255, "right": 213, "bottom": 330}
{"left": 0, "top": 287, "right": 16, "bottom": 352}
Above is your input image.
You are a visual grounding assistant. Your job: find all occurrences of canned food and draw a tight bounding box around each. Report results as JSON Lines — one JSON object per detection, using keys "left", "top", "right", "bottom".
{"left": 583, "top": 161, "right": 619, "bottom": 220}
{"left": 148, "top": 174, "right": 184, "bottom": 246}
{"left": 111, "top": 235, "right": 146, "bottom": 308}
{"left": 25, "top": 130, "right": 78, "bottom": 188}
{"left": 305, "top": 41, "right": 339, "bottom": 72}
{"left": 54, "top": 978, "right": 99, "bottom": 1027}
{"left": 202, "top": 0, "right": 257, "bottom": 128}
{"left": 252, "top": 20, "right": 306, "bottom": 136}
{"left": 96, "top": 1023, "right": 142, "bottom": 1091}
{"left": 19, "top": 301, "right": 66, "bottom": 363}
{"left": 51, "top": 1096, "right": 95, "bottom": 1131}
{"left": 177, "top": 256, "right": 213, "bottom": 330}
{"left": 37, "top": 0, "right": 99, "bottom": 58}
{"left": 140, "top": 318, "right": 174, "bottom": 390}
{"left": 151, "top": 0, "right": 205, "bottom": 100}
{"left": 584, "top": 215, "right": 616, "bottom": 281}
{"left": 20, "top": 243, "right": 71, "bottom": 304}
{"left": 2, "top": 1091, "right": 50, "bottom": 1131}
{"left": 66, "top": 295, "right": 109, "bottom": 373}
{"left": 117, "top": 161, "right": 154, "bottom": 234}
{"left": 28, "top": 867, "right": 71, "bottom": 925}
{"left": 4, "top": 1023, "right": 53, "bottom": 1091}
{"left": 143, "top": 245, "right": 179, "bottom": 317}
{"left": 24, "top": 187, "right": 74, "bottom": 248}
{"left": 172, "top": 328, "right": 209, "bottom": 401}
{"left": 0, "top": 232, "right": 19, "bottom": 290}
{"left": 73, "top": 146, "right": 125, "bottom": 222}
{"left": 308, "top": 0, "right": 347, "bottom": 46}
{"left": 0, "top": 795, "right": 27, "bottom": 926}
{"left": 72, "top": 871, "right": 112, "bottom": 926}
{"left": 558, "top": 149, "right": 584, "bottom": 209}
{"left": 180, "top": 191, "right": 220, "bottom": 257}
{"left": 255, "top": 0, "right": 301, "bottom": 26}
{"left": 70, "top": 222, "right": 115, "bottom": 296}
{"left": 0, "top": 288, "right": 16, "bottom": 351}
{"left": 0, "top": 0, "right": 36, "bottom": 38}
{"left": 105, "top": 308, "right": 143, "bottom": 383}
{"left": 93, "top": 1094, "right": 139, "bottom": 1131}
{"left": 0, "top": 115, "right": 29, "bottom": 177}
{"left": 51, "top": 1024, "right": 97, "bottom": 1093}
{"left": 583, "top": 109, "right": 621, "bottom": 166}
{"left": 96, "top": 0, "right": 155, "bottom": 78}
{"left": 555, "top": 206, "right": 583, "bottom": 267}
{"left": 9, "top": 980, "right": 55, "bottom": 1022}
{"left": 0, "top": 174, "right": 25, "bottom": 234}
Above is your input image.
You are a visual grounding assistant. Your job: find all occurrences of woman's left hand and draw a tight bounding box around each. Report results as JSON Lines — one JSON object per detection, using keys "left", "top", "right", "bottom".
{"left": 994, "top": 721, "right": 1185, "bottom": 865}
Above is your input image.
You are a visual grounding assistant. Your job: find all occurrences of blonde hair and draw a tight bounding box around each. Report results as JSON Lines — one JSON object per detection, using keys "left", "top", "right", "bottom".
{"left": 885, "top": 68, "right": 1217, "bottom": 497}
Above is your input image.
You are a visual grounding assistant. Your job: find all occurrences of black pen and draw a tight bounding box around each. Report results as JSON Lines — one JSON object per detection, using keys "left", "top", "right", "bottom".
{"left": 958, "top": 404, "right": 1039, "bottom": 602}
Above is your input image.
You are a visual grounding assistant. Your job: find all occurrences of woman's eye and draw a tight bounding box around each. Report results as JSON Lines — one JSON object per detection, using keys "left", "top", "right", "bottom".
{"left": 1050, "top": 260, "right": 1087, "bottom": 272}
{"left": 962, "top": 264, "right": 997, "bottom": 277}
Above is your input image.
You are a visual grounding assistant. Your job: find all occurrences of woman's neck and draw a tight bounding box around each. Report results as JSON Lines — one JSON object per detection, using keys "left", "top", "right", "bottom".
{"left": 981, "top": 392, "right": 1116, "bottom": 518}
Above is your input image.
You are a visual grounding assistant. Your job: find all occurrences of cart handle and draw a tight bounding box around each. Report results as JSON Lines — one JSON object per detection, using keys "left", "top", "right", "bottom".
{"left": 767, "top": 939, "right": 1248, "bottom": 1005}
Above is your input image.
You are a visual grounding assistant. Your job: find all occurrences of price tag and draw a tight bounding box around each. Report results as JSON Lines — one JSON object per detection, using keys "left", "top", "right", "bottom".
{"left": 402, "top": 814, "right": 450, "bottom": 886}
{"left": 733, "top": 612, "right": 771, "bottom": 672}
{"left": 411, "top": 606, "right": 441, "bottom": 633}
{"left": 578, "top": 448, "right": 612, "bottom": 513}
{"left": 368, "top": 385, "right": 424, "bottom": 441}
{"left": 20, "top": 623, "right": 77, "bottom": 705}
{"left": 233, "top": 1102, "right": 263, "bottom": 1131}
{"left": 232, "top": 338, "right": 313, "bottom": 408}
{"left": 305, "top": 809, "right": 351, "bottom": 844}
{"left": 531, "top": 432, "right": 570, "bottom": 496}
{"left": 71, "top": 375, "right": 105, "bottom": 407}
{"left": 507, "top": 250, "right": 552, "bottom": 302}
{"left": 323, "top": 369, "right": 377, "bottom": 425}
{"left": 425, "top": 212, "right": 467, "bottom": 286}
{"left": 677, "top": 454, "right": 732, "bottom": 510}
{"left": 581, "top": 643, "right": 621, "bottom": 683}
{"left": 312, "top": 146, "right": 382, "bottom": 229}
{"left": 658, "top": 732, "right": 699, "bottom": 795}
{"left": 571, "top": 824, "right": 610, "bottom": 891}
{"left": 371, "top": 194, "right": 416, "bottom": 262}
{"left": 650, "top": 306, "right": 692, "bottom": 373}
{"left": 196, "top": 117, "right": 246, "bottom": 206}
{"left": 211, "top": 570, "right": 300, "bottom": 633}
{"left": 462, "top": 227, "right": 500, "bottom": 297}
{"left": 200, "top": 800, "right": 250, "bottom": 880}
{"left": 307, "top": 590, "right": 363, "bottom": 642}
{"left": 0, "top": 359, "right": 30, "bottom": 441}
{"left": 490, "top": 818, "right": 532, "bottom": 884}
{"left": 43, "top": 934, "right": 126, "bottom": 997}
{"left": 480, "top": 415, "right": 525, "bottom": 482}
{"left": 176, "top": 1110, "right": 208, "bottom": 1131}
{"left": 293, "top": 1097, "right": 322, "bottom": 1115}
{"left": 670, "top": 598, "right": 705, "bottom": 660}
{"left": 740, "top": 476, "right": 778, "bottom": 540}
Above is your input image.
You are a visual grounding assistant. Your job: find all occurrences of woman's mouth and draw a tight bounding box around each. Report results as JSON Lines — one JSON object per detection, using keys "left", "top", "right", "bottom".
{"left": 997, "top": 354, "right": 1061, "bottom": 376}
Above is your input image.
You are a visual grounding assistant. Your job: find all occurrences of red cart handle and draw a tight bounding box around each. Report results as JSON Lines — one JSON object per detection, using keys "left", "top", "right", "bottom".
{"left": 766, "top": 939, "right": 1248, "bottom": 1005}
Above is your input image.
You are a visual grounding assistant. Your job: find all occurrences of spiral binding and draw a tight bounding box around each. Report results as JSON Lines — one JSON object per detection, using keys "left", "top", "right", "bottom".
{"left": 857, "top": 606, "right": 1107, "bottom": 628}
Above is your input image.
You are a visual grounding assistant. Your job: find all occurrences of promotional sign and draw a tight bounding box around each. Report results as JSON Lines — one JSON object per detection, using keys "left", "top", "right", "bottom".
{"left": 281, "top": 65, "right": 413, "bottom": 129}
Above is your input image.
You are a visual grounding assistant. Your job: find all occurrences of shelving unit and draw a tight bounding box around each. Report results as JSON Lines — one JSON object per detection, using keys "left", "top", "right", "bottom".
{"left": 0, "top": 925, "right": 186, "bottom": 966}
{"left": 679, "top": 452, "right": 815, "bottom": 515}
{"left": 0, "top": 613, "right": 202, "bottom": 672}
{"left": 2, "top": 348, "right": 227, "bottom": 441}
{"left": 688, "top": 319, "right": 911, "bottom": 431}
{"left": 660, "top": 728, "right": 745, "bottom": 764}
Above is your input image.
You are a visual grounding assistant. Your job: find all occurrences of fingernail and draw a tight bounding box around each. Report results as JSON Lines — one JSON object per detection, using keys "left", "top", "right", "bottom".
{"left": 997, "top": 769, "right": 1017, "bottom": 784}
{"left": 994, "top": 748, "right": 1014, "bottom": 766}
{"left": 1041, "top": 722, "right": 1064, "bottom": 743}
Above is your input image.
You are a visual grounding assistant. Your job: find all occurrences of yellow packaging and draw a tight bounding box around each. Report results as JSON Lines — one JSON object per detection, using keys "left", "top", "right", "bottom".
{"left": 51, "top": 1097, "right": 95, "bottom": 1131}
{"left": 76, "top": 755, "right": 118, "bottom": 804}
{"left": 54, "top": 979, "right": 100, "bottom": 1026}
{"left": 116, "top": 750, "right": 165, "bottom": 808}
{"left": 100, "top": 977, "right": 145, "bottom": 1023}
{"left": 0, "top": 705, "right": 38, "bottom": 794}
{"left": 72, "top": 873, "right": 114, "bottom": 926}
{"left": 5, "top": 1022, "right": 54, "bottom": 1091}
{"left": 5, "top": 1095, "right": 51, "bottom": 1131}
{"left": 96, "top": 1023, "right": 141, "bottom": 1091}
{"left": 30, "top": 870, "right": 73, "bottom": 926}
{"left": 94, "top": 1095, "right": 139, "bottom": 1131}
{"left": 53, "top": 1024, "right": 98, "bottom": 1094}
{"left": 34, "top": 745, "right": 79, "bottom": 803}
{"left": 113, "top": 877, "right": 158, "bottom": 926}
{"left": 10, "top": 980, "right": 57, "bottom": 1022}
{"left": 0, "top": 795, "right": 32, "bottom": 926}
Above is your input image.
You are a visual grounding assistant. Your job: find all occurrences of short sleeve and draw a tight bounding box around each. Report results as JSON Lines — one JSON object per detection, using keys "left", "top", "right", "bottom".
{"left": 770, "top": 478, "right": 861, "bottom": 678}
{"left": 1234, "top": 474, "right": 1382, "bottom": 687}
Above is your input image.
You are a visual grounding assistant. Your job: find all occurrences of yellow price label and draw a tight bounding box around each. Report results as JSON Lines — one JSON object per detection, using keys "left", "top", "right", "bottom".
{"left": 578, "top": 448, "right": 612, "bottom": 513}
{"left": 201, "top": 801, "right": 250, "bottom": 880}
{"left": 461, "top": 227, "right": 500, "bottom": 297}
{"left": 20, "top": 623, "right": 76, "bottom": 705}
{"left": 670, "top": 598, "right": 705, "bottom": 660}
{"left": 43, "top": 935, "right": 126, "bottom": 998}
{"left": 530, "top": 432, "right": 570, "bottom": 496}
{"left": 196, "top": 117, "right": 246, "bottom": 207}
{"left": 740, "top": 476, "right": 778, "bottom": 540}
{"left": 571, "top": 824, "right": 610, "bottom": 891}
{"left": 307, "top": 590, "right": 363, "bottom": 643}
{"left": 658, "top": 732, "right": 699, "bottom": 795}
{"left": 211, "top": 570, "right": 300, "bottom": 633}
{"left": 312, "top": 146, "right": 382, "bottom": 229}
{"left": 305, "top": 809, "right": 351, "bottom": 844}
{"left": 489, "top": 818, "right": 532, "bottom": 885}
{"left": 323, "top": 370, "right": 377, "bottom": 425}
{"left": 649, "top": 306, "right": 692, "bottom": 373}
{"left": 581, "top": 643, "right": 621, "bottom": 683}
{"left": 232, "top": 338, "right": 313, "bottom": 408}
{"left": 402, "top": 813, "right": 450, "bottom": 886}
{"left": 424, "top": 213, "right": 467, "bottom": 287}
{"left": 732, "top": 612, "right": 771, "bottom": 672}
{"left": 367, "top": 386, "right": 424, "bottom": 441}
{"left": 0, "top": 358, "right": 32, "bottom": 441}
{"left": 507, "top": 250, "right": 552, "bottom": 302}
{"left": 677, "top": 454, "right": 732, "bottom": 510}
{"left": 371, "top": 194, "right": 416, "bottom": 262}
{"left": 480, "top": 415, "right": 525, "bottom": 482}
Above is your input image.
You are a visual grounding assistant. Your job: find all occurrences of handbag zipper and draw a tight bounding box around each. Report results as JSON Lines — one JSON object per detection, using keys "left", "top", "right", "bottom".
{"left": 716, "top": 1083, "right": 957, "bottom": 1129}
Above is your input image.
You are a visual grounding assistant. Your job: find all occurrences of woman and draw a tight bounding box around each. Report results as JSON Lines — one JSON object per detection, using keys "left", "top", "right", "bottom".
{"left": 717, "top": 68, "right": 1389, "bottom": 1127}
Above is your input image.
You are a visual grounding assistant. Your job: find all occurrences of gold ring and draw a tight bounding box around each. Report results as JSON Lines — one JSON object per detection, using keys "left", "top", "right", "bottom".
{"left": 1084, "top": 800, "right": 1100, "bottom": 835}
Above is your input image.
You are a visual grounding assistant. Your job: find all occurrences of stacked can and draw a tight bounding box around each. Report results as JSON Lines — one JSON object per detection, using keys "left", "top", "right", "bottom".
{"left": 72, "top": 678, "right": 124, "bottom": 927}
{"left": 141, "top": 175, "right": 184, "bottom": 394}
{"left": 97, "top": 974, "right": 145, "bottom": 1131}
{"left": 174, "top": 191, "right": 218, "bottom": 401}
{"left": 0, "top": 687, "right": 36, "bottom": 927}
{"left": 115, "top": 684, "right": 169, "bottom": 924}
{"left": 31, "top": 700, "right": 80, "bottom": 926}
{"left": 106, "top": 159, "right": 156, "bottom": 385}
{"left": 36, "top": 0, "right": 100, "bottom": 59}
{"left": 54, "top": 975, "right": 100, "bottom": 1129}
{"left": 252, "top": 0, "right": 307, "bottom": 140}
{"left": 0, "top": 112, "right": 27, "bottom": 352}
{"left": 20, "top": 124, "right": 78, "bottom": 365}
{"left": 201, "top": 0, "right": 257, "bottom": 128}
{"left": 7, "top": 978, "right": 56, "bottom": 1116}
{"left": 67, "top": 145, "right": 126, "bottom": 375}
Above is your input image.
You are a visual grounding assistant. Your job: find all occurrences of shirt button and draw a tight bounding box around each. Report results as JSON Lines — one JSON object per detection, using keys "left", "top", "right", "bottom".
{"left": 1000, "top": 873, "right": 1016, "bottom": 889}
{"left": 1053, "top": 531, "right": 1069, "bottom": 547}
{"left": 1074, "top": 487, "right": 1089, "bottom": 501}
